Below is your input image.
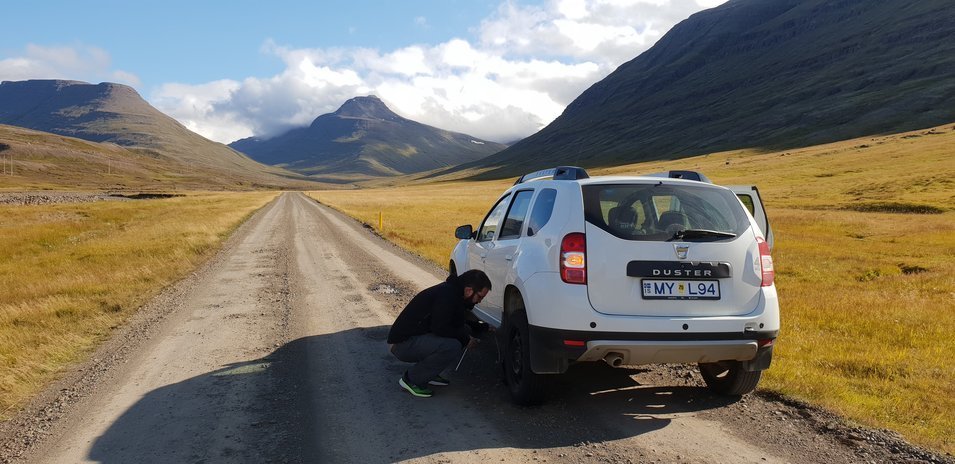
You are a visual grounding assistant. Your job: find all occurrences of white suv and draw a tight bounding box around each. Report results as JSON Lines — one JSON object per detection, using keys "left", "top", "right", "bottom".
{"left": 450, "top": 167, "right": 779, "bottom": 405}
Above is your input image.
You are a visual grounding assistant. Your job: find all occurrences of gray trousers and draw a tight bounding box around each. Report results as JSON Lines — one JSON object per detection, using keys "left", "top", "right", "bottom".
{"left": 390, "top": 333, "right": 463, "bottom": 387}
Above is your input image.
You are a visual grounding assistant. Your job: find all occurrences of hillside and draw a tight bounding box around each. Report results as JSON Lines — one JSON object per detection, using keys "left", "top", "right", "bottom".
{"left": 230, "top": 96, "right": 506, "bottom": 181}
{"left": 0, "top": 124, "right": 324, "bottom": 191}
{"left": 0, "top": 79, "right": 312, "bottom": 188}
{"left": 467, "top": 0, "right": 955, "bottom": 177}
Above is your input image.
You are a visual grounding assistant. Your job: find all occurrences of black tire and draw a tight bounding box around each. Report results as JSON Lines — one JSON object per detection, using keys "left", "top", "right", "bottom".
{"left": 503, "top": 310, "right": 545, "bottom": 405}
{"left": 698, "top": 361, "right": 762, "bottom": 395}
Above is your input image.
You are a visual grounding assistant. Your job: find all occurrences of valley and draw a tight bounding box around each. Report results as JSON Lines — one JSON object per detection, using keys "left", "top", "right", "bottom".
{"left": 1, "top": 0, "right": 953, "bottom": 461}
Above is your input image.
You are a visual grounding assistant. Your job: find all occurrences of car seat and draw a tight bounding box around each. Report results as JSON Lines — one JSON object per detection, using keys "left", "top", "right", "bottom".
{"left": 658, "top": 210, "right": 688, "bottom": 231}
{"left": 608, "top": 205, "right": 638, "bottom": 233}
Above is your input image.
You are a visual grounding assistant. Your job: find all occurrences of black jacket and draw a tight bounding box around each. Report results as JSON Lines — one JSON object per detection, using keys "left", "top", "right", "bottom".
{"left": 387, "top": 276, "right": 474, "bottom": 348}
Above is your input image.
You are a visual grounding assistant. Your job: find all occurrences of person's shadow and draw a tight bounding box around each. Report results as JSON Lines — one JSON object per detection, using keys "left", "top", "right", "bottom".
{"left": 89, "top": 326, "right": 738, "bottom": 463}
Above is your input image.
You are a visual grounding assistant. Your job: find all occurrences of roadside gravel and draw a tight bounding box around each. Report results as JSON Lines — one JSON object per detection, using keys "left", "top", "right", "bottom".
{"left": 0, "top": 191, "right": 184, "bottom": 205}
{"left": 0, "top": 191, "right": 122, "bottom": 205}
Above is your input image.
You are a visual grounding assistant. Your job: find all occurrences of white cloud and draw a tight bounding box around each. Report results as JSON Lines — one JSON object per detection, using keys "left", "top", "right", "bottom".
{"left": 154, "top": 36, "right": 602, "bottom": 144}
{"left": 150, "top": 0, "right": 719, "bottom": 144}
{"left": 0, "top": 44, "right": 140, "bottom": 87}
{"left": 477, "top": 0, "right": 716, "bottom": 66}
{"left": 558, "top": 0, "right": 590, "bottom": 20}
{"left": 153, "top": 80, "right": 250, "bottom": 144}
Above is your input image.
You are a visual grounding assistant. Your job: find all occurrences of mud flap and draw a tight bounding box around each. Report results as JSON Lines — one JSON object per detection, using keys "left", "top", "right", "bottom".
{"left": 528, "top": 325, "right": 584, "bottom": 374}
{"left": 741, "top": 345, "right": 773, "bottom": 372}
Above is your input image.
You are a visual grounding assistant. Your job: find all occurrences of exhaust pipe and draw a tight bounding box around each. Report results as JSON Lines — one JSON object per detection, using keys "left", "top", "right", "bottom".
{"left": 603, "top": 352, "right": 624, "bottom": 367}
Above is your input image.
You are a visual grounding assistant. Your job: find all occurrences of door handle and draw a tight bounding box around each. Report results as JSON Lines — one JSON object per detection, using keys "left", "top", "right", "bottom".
{"left": 505, "top": 255, "right": 513, "bottom": 261}
{"left": 480, "top": 253, "right": 487, "bottom": 259}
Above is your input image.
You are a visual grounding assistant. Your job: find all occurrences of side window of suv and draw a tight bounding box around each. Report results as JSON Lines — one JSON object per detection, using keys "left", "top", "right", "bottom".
{"left": 736, "top": 194, "right": 756, "bottom": 216}
{"left": 526, "top": 188, "right": 557, "bottom": 236}
{"left": 498, "top": 190, "right": 535, "bottom": 240}
{"left": 478, "top": 194, "right": 511, "bottom": 242}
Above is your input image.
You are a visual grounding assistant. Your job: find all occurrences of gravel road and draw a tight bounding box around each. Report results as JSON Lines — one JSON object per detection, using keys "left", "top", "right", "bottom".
{"left": 4, "top": 192, "right": 949, "bottom": 463}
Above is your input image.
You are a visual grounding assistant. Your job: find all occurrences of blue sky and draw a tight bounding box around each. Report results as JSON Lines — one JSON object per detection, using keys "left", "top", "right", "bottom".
{"left": 1, "top": 0, "right": 724, "bottom": 143}
{"left": 2, "top": 1, "right": 505, "bottom": 88}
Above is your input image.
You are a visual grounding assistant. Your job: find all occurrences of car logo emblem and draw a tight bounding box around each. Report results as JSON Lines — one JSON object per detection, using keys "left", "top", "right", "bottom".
{"left": 674, "top": 244, "right": 689, "bottom": 260}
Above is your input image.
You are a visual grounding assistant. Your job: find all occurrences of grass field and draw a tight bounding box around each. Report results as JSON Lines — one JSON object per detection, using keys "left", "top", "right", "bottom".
{"left": 0, "top": 191, "right": 278, "bottom": 419}
{"left": 310, "top": 123, "right": 955, "bottom": 453}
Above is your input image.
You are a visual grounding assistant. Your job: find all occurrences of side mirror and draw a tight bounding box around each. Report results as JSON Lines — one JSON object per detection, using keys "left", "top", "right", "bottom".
{"left": 454, "top": 224, "right": 474, "bottom": 240}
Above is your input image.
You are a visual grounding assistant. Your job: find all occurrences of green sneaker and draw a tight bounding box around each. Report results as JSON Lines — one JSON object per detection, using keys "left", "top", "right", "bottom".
{"left": 399, "top": 374, "right": 433, "bottom": 397}
{"left": 428, "top": 375, "right": 450, "bottom": 386}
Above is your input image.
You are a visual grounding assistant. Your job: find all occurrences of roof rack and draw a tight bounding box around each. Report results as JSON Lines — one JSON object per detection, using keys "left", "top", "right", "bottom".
{"left": 645, "top": 170, "right": 712, "bottom": 183}
{"left": 514, "top": 166, "right": 590, "bottom": 185}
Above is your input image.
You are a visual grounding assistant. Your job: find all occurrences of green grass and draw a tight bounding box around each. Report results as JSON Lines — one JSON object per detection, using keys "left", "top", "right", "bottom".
{"left": 313, "top": 123, "right": 955, "bottom": 454}
{"left": 0, "top": 191, "right": 278, "bottom": 418}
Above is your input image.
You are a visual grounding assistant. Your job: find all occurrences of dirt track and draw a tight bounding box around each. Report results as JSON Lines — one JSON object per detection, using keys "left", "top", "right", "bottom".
{"left": 5, "top": 192, "right": 949, "bottom": 463}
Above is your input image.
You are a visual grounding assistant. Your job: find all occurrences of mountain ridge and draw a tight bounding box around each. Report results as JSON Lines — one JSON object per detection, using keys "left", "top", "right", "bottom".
{"left": 230, "top": 96, "right": 506, "bottom": 181}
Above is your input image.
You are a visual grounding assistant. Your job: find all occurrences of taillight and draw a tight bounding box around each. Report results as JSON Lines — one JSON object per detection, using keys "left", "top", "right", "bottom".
{"left": 560, "top": 233, "right": 587, "bottom": 284}
{"left": 757, "top": 237, "right": 774, "bottom": 287}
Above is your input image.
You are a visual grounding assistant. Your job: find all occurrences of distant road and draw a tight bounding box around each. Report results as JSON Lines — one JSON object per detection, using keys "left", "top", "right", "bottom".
{"left": 16, "top": 192, "right": 931, "bottom": 463}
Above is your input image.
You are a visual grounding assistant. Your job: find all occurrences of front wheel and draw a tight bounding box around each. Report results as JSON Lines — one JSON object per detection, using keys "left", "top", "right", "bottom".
{"left": 698, "top": 361, "right": 762, "bottom": 395}
{"left": 503, "top": 311, "right": 545, "bottom": 405}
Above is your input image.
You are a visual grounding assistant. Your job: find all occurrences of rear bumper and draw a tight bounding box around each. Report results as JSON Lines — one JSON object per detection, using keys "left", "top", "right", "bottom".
{"left": 520, "top": 272, "right": 781, "bottom": 334}
{"left": 528, "top": 324, "right": 777, "bottom": 374}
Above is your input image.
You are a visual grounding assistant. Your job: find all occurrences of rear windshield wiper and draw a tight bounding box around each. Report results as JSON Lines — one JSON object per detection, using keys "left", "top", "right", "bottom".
{"left": 671, "top": 229, "right": 737, "bottom": 240}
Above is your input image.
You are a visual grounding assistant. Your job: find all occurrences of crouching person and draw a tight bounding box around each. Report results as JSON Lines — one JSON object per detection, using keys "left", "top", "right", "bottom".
{"left": 387, "top": 270, "right": 491, "bottom": 397}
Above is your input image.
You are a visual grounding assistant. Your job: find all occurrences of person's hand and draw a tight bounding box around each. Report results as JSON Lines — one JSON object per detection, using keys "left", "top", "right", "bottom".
{"left": 467, "top": 336, "right": 480, "bottom": 349}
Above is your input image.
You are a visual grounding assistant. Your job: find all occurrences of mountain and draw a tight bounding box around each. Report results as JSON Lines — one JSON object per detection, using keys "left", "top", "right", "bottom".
{"left": 467, "top": 0, "right": 955, "bottom": 177}
{"left": 229, "top": 96, "right": 506, "bottom": 180}
{"left": 0, "top": 79, "right": 310, "bottom": 188}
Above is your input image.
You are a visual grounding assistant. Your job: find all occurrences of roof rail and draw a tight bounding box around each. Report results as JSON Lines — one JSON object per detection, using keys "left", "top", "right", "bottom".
{"left": 515, "top": 166, "right": 590, "bottom": 185}
{"left": 645, "top": 170, "right": 712, "bottom": 183}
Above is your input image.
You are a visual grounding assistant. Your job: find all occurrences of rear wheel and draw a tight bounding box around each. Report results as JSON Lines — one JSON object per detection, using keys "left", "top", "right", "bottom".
{"left": 698, "top": 361, "right": 762, "bottom": 395}
{"left": 503, "top": 309, "right": 545, "bottom": 405}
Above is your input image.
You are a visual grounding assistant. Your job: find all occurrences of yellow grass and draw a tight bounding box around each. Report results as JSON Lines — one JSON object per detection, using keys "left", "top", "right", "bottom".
{"left": 0, "top": 191, "right": 278, "bottom": 418}
{"left": 311, "top": 123, "right": 955, "bottom": 453}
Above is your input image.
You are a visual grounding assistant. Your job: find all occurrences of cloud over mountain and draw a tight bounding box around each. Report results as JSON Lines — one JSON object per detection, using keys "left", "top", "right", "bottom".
{"left": 150, "top": 0, "right": 723, "bottom": 144}
{"left": 0, "top": 44, "right": 140, "bottom": 87}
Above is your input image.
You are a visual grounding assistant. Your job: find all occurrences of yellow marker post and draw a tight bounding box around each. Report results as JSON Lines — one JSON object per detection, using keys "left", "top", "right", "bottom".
{"left": 379, "top": 211, "right": 383, "bottom": 231}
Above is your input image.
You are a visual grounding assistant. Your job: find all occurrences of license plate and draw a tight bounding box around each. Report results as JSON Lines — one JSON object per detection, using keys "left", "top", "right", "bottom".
{"left": 641, "top": 279, "right": 720, "bottom": 300}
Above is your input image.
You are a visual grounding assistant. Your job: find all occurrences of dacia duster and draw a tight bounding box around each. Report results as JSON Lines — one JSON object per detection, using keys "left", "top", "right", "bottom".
{"left": 450, "top": 167, "right": 778, "bottom": 405}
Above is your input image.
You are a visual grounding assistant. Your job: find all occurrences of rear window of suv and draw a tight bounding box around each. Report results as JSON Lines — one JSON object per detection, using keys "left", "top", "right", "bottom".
{"left": 582, "top": 183, "right": 749, "bottom": 241}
